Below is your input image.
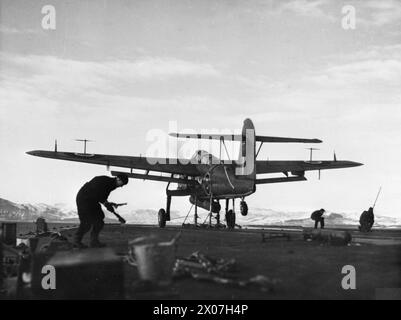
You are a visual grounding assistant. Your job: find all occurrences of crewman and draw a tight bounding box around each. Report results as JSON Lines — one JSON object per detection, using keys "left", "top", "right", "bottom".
{"left": 73, "top": 175, "right": 129, "bottom": 248}
{"left": 35, "top": 217, "right": 48, "bottom": 234}
{"left": 311, "top": 208, "right": 325, "bottom": 229}
{"left": 359, "top": 207, "right": 374, "bottom": 232}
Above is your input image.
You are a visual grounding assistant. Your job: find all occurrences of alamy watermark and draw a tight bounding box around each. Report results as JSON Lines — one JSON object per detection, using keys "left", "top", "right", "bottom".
{"left": 341, "top": 5, "right": 356, "bottom": 30}
{"left": 144, "top": 121, "right": 255, "bottom": 175}
{"left": 41, "top": 264, "right": 56, "bottom": 290}
{"left": 41, "top": 5, "right": 56, "bottom": 30}
{"left": 341, "top": 265, "right": 356, "bottom": 290}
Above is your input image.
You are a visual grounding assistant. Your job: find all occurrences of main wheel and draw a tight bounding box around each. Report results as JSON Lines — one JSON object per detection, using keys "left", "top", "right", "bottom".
{"left": 225, "top": 209, "right": 236, "bottom": 229}
{"left": 158, "top": 208, "right": 167, "bottom": 228}
{"left": 240, "top": 200, "right": 248, "bottom": 216}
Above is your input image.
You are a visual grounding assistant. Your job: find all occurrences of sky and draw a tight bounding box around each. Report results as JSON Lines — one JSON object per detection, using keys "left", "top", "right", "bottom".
{"left": 0, "top": 0, "right": 400, "bottom": 219}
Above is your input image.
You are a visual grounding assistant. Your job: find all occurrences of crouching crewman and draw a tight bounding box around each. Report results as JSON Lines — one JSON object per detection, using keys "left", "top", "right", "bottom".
{"left": 73, "top": 175, "right": 129, "bottom": 248}
{"left": 311, "top": 208, "right": 326, "bottom": 229}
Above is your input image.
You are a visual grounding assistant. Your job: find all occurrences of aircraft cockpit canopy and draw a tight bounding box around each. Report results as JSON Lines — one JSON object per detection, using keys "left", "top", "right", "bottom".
{"left": 191, "top": 150, "right": 219, "bottom": 165}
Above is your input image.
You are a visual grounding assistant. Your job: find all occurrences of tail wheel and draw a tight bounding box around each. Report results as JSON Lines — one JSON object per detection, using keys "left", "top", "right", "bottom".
{"left": 225, "top": 209, "right": 236, "bottom": 229}
{"left": 158, "top": 208, "right": 167, "bottom": 228}
{"left": 240, "top": 200, "right": 248, "bottom": 216}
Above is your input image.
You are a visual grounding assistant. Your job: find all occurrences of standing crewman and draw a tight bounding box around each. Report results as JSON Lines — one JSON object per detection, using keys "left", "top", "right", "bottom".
{"left": 73, "top": 175, "right": 129, "bottom": 248}
{"left": 359, "top": 207, "right": 374, "bottom": 232}
{"left": 311, "top": 208, "right": 326, "bottom": 229}
{"left": 359, "top": 187, "right": 381, "bottom": 233}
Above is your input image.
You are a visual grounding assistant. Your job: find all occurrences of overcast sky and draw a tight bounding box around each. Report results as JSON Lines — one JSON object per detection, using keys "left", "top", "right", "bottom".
{"left": 0, "top": 0, "right": 400, "bottom": 219}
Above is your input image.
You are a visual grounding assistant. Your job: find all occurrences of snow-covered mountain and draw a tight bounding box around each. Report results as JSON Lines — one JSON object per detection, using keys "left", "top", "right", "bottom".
{"left": 0, "top": 198, "right": 76, "bottom": 221}
{"left": 236, "top": 208, "right": 401, "bottom": 228}
{"left": 121, "top": 207, "right": 401, "bottom": 228}
{"left": 1, "top": 197, "right": 400, "bottom": 227}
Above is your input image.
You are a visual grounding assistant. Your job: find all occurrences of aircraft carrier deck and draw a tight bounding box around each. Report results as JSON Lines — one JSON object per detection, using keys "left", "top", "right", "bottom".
{"left": 54, "top": 223, "right": 401, "bottom": 300}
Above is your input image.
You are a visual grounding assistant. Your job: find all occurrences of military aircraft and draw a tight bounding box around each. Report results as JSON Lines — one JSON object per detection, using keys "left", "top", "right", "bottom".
{"left": 26, "top": 118, "right": 362, "bottom": 228}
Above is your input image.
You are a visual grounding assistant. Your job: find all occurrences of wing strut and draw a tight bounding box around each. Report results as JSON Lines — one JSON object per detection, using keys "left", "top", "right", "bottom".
{"left": 256, "top": 142, "right": 264, "bottom": 158}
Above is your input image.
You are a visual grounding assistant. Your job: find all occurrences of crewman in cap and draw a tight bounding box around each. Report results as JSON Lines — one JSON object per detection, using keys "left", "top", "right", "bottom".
{"left": 311, "top": 208, "right": 326, "bottom": 229}
{"left": 73, "top": 175, "right": 129, "bottom": 248}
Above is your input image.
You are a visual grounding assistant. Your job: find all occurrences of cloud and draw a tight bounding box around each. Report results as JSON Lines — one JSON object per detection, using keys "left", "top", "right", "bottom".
{"left": 0, "top": 53, "right": 222, "bottom": 119}
{"left": 1, "top": 53, "right": 220, "bottom": 83}
{"left": 304, "top": 45, "right": 401, "bottom": 89}
{"left": 342, "top": 44, "right": 401, "bottom": 61}
{"left": 309, "top": 59, "right": 401, "bottom": 87}
{"left": 228, "top": 43, "right": 401, "bottom": 130}
{"left": 0, "top": 24, "right": 40, "bottom": 35}
{"left": 276, "top": 0, "right": 335, "bottom": 21}
{"left": 0, "top": 52, "right": 225, "bottom": 135}
{"left": 358, "top": 0, "right": 401, "bottom": 27}
{"left": 366, "top": 0, "right": 401, "bottom": 26}
{"left": 269, "top": 0, "right": 401, "bottom": 28}
{"left": 111, "top": 57, "right": 220, "bottom": 79}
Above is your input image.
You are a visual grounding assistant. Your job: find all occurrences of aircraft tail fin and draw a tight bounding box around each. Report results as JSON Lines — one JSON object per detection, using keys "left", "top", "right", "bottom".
{"left": 236, "top": 118, "right": 256, "bottom": 179}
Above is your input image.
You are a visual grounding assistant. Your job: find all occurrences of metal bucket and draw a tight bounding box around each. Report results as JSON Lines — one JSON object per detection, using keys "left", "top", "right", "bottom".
{"left": 128, "top": 234, "right": 179, "bottom": 285}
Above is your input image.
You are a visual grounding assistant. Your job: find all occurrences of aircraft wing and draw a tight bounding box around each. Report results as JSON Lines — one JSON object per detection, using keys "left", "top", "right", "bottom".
{"left": 26, "top": 150, "right": 205, "bottom": 176}
{"left": 169, "top": 133, "right": 322, "bottom": 143}
{"left": 256, "top": 160, "right": 363, "bottom": 175}
{"left": 169, "top": 133, "right": 242, "bottom": 141}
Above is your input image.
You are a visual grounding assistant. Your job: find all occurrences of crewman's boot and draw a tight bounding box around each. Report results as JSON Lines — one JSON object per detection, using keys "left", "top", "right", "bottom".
{"left": 73, "top": 220, "right": 91, "bottom": 249}
{"left": 90, "top": 219, "right": 106, "bottom": 248}
{"left": 73, "top": 234, "right": 88, "bottom": 249}
{"left": 90, "top": 241, "right": 106, "bottom": 248}
{"left": 73, "top": 231, "right": 88, "bottom": 249}
{"left": 73, "top": 242, "right": 88, "bottom": 249}
{"left": 90, "top": 230, "right": 106, "bottom": 248}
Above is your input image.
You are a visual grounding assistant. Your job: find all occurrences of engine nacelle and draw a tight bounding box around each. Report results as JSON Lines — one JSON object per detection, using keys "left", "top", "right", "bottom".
{"left": 201, "top": 165, "right": 254, "bottom": 196}
{"left": 189, "top": 195, "right": 221, "bottom": 213}
{"left": 201, "top": 167, "right": 235, "bottom": 196}
{"left": 191, "top": 150, "right": 254, "bottom": 197}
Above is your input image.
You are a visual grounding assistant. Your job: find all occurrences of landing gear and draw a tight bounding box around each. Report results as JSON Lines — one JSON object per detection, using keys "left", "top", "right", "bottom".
{"left": 158, "top": 192, "right": 172, "bottom": 228}
{"left": 158, "top": 208, "right": 167, "bottom": 228}
{"left": 158, "top": 190, "right": 247, "bottom": 229}
{"left": 225, "top": 209, "right": 236, "bottom": 229}
{"left": 240, "top": 200, "right": 248, "bottom": 216}
{"left": 224, "top": 198, "right": 236, "bottom": 229}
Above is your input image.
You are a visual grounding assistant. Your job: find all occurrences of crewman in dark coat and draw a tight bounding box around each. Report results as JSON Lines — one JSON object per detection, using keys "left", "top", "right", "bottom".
{"left": 359, "top": 207, "right": 374, "bottom": 232}
{"left": 311, "top": 208, "right": 325, "bottom": 229}
{"left": 74, "top": 175, "right": 129, "bottom": 248}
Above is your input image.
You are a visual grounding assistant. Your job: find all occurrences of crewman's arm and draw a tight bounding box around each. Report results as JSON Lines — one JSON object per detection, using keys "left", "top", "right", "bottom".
{"left": 101, "top": 201, "right": 114, "bottom": 212}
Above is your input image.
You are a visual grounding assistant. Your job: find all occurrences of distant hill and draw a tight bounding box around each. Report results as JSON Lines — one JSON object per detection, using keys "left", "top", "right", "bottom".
{"left": 127, "top": 207, "right": 401, "bottom": 228}
{"left": 0, "top": 197, "right": 166, "bottom": 224}
{"left": 0, "top": 197, "right": 76, "bottom": 221}
{"left": 238, "top": 208, "right": 401, "bottom": 228}
{"left": 1, "top": 197, "right": 399, "bottom": 227}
